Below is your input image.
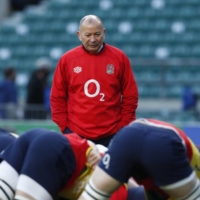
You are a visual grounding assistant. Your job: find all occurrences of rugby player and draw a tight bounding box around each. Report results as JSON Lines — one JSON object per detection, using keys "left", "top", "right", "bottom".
{"left": 0, "top": 128, "right": 130, "bottom": 200}
{"left": 79, "top": 118, "right": 200, "bottom": 200}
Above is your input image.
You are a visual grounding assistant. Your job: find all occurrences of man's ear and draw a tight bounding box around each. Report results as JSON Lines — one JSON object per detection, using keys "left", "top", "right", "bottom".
{"left": 77, "top": 31, "right": 82, "bottom": 41}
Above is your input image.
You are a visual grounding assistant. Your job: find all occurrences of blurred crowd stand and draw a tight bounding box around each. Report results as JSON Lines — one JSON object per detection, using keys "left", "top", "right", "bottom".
{"left": 182, "top": 85, "right": 199, "bottom": 120}
{"left": 24, "top": 57, "right": 52, "bottom": 120}
{"left": 0, "top": 68, "right": 18, "bottom": 119}
{"left": 0, "top": 0, "right": 42, "bottom": 21}
{"left": 0, "top": 0, "right": 200, "bottom": 124}
{"left": 0, "top": 0, "right": 10, "bottom": 21}
{"left": 10, "top": 0, "right": 42, "bottom": 12}
{"left": 0, "top": 57, "right": 52, "bottom": 120}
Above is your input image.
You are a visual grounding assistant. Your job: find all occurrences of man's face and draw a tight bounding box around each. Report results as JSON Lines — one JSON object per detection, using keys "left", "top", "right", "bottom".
{"left": 10, "top": 71, "right": 16, "bottom": 82}
{"left": 77, "top": 22, "right": 105, "bottom": 54}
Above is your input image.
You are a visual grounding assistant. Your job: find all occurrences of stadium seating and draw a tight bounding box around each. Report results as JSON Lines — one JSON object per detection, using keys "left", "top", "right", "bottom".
{"left": 0, "top": 0, "right": 199, "bottom": 121}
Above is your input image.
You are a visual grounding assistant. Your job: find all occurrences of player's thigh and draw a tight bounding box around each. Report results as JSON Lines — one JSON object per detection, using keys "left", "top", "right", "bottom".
{"left": 0, "top": 129, "right": 44, "bottom": 171}
{"left": 20, "top": 132, "right": 76, "bottom": 198}
{"left": 142, "top": 132, "right": 193, "bottom": 187}
{"left": 98, "top": 127, "right": 142, "bottom": 183}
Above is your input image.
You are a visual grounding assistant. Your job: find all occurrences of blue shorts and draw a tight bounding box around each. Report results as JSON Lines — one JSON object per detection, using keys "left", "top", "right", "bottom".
{"left": 99, "top": 123, "right": 193, "bottom": 187}
{"left": 0, "top": 128, "right": 76, "bottom": 199}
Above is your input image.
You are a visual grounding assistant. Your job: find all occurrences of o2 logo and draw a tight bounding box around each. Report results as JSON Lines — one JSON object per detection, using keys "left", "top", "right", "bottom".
{"left": 84, "top": 79, "right": 105, "bottom": 101}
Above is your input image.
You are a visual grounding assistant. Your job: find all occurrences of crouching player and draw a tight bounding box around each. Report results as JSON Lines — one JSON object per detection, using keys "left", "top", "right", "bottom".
{"left": 0, "top": 128, "right": 129, "bottom": 200}
{"left": 78, "top": 118, "right": 200, "bottom": 200}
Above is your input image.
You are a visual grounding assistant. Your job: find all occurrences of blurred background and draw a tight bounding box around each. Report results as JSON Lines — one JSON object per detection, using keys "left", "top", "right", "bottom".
{"left": 0, "top": 0, "right": 199, "bottom": 140}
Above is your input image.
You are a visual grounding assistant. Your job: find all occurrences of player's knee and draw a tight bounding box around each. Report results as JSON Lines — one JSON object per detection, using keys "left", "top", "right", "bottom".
{"left": 14, "top": 196, "right": 30, "bottom": 200}
{"left": 15, "top": 174, "right": 53, "bottom": 200}
{"left": 82, "top": 179, "right": 111, "bottom": 200}
{"left": 176, "top": 179, "right": 200, "bottom": 200}
{"left": 0, "top": 161, "right": 18, "bottom": 200}
{"left": 127, "top": 186, "right": 147, "bottom": 200}
{"left": 0, "top": 180, "right": 15, "bottom": 200}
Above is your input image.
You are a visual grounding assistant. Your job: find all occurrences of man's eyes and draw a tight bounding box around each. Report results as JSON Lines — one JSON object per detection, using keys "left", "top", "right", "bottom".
{"left": 85, "top": 34, "right": 101, "bottom": 36}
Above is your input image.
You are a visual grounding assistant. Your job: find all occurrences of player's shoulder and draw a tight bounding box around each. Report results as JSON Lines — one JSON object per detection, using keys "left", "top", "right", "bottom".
{"left": 61, "top": 45, "right": 85, "bottom": 61}
{"left": 104, "top": 44, "right": 128, "bottom": 58}
{"left": 64, "top": 133, "right": 89, "bottom": 155}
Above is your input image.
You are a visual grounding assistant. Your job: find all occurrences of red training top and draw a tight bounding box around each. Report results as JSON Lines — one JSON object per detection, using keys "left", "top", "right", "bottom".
{"left": 51, "top": 44, "right": 138, "bottom": 139}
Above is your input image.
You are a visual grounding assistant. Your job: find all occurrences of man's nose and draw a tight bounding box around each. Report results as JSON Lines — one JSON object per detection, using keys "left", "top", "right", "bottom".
{"left": 90, "top": 35, "right": 96, "bottom": 42}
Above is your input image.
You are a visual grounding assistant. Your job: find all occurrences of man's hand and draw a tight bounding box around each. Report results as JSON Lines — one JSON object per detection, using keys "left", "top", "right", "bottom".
{"left": 87, "top": 141, "right": 101, "bottom": 169}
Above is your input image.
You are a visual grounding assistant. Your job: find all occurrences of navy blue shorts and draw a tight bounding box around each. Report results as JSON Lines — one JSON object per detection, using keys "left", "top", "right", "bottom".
{"left": 0, "top": 128, "right": 76, "bottom": 199}
{"left": 99, "top": 123, "right": 193, "bottom": 187}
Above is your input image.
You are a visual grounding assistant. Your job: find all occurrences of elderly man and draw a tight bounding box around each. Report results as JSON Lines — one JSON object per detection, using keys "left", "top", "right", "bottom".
{"left": 50, "top": 15, "right": 138, "bottom": 147}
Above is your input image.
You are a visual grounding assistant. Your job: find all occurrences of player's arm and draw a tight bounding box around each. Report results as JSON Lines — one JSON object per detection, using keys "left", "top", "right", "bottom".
{"left": 110, "top": 179, "right": 147, "bottom": 200}
{"left": 50, "top": 57, "right": 69, "bottom": 132}
{"left": 119, "top": 55, "right": 138, "bottom": 128}
{"left": 86, "top": 141, "right": 102, "bottom": 169}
